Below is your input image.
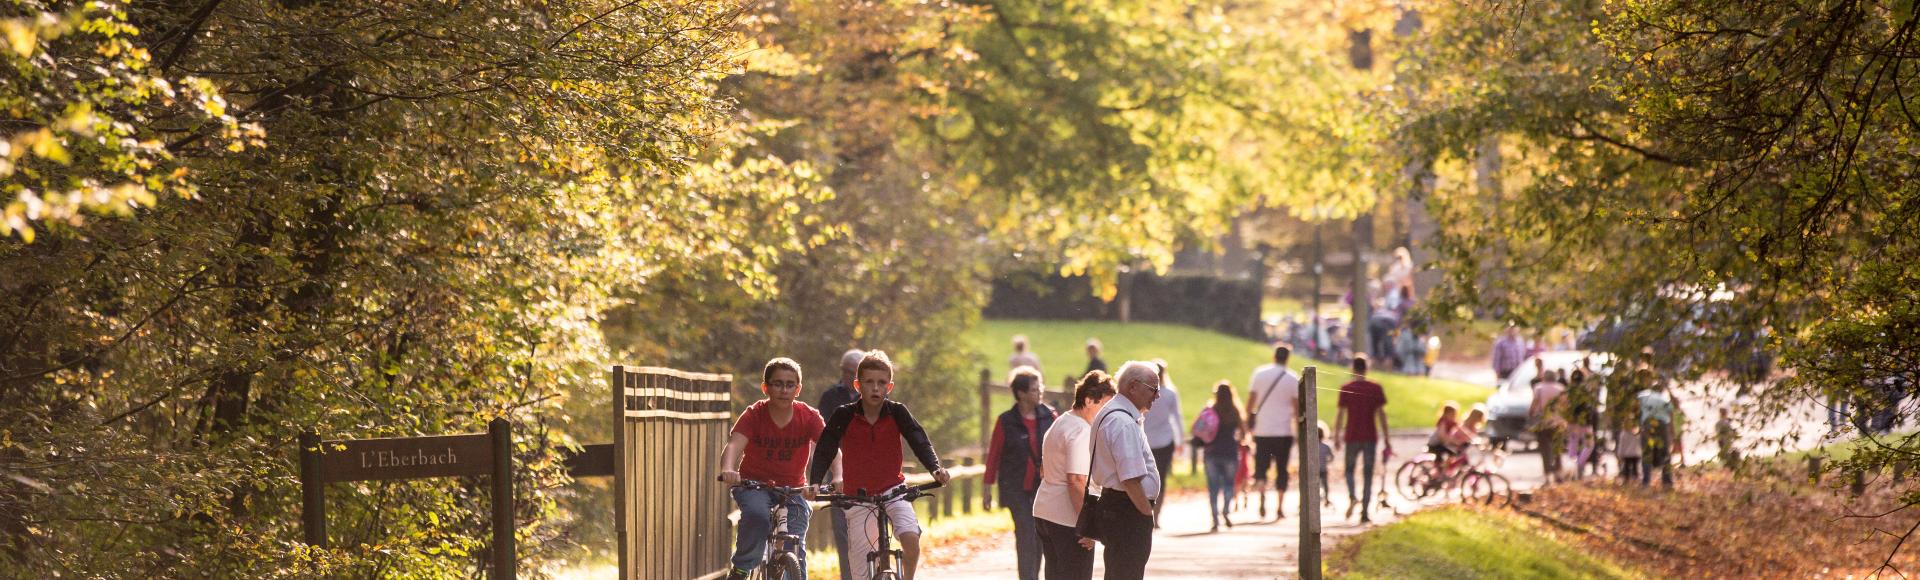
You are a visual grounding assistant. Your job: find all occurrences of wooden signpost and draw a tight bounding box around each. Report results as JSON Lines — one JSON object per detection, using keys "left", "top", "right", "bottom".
{"left": 299, "top": 417, "right": 516, "bottom": 579}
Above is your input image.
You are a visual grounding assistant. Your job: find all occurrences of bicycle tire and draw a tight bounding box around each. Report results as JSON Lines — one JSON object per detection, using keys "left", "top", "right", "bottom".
{"left": 1483, "top": 473, "right": 1514, "bottom": 507}
{"left": 1395, "top": 460, "right": 1434, "bottom": 501}
{"left": 1459, "top": 471, "right": 1491, "bottom": 505}
{"left": 762, "top": 552, "right": 802, "bottom": 580}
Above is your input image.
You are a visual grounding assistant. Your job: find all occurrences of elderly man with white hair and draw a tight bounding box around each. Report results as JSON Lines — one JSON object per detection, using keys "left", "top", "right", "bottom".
{"left": 1086, "top": 361, "right": 1163, "bottom": 579}
{"left": 817, "top": 348, "right": 866, "bottom": 580}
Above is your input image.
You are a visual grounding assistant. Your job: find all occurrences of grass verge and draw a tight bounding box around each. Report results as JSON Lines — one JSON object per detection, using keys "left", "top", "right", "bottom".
{"left": 1326, "top": 505, "right": 1636, "bottom": 579}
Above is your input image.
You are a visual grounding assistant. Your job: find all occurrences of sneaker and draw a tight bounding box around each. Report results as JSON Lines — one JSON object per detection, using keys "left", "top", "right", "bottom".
{"left": 1345, "top": 501, "right": 1358, "bottom": 520}
{"left": 1359, "top": 513, "right": 1373, "bottom": 525}
{"left": 1224, "top": 513, "right": 1234, "bottom": 528}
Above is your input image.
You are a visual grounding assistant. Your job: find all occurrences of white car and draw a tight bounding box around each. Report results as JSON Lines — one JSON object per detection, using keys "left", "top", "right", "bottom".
{"left": 1485, "top": 352, "right": 1616, "bottom": 446}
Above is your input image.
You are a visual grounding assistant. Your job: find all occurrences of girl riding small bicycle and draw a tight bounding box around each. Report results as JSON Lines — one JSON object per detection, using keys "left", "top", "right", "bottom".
{"left": 1426, "top": 402, "right": 1486, "bottom": 479}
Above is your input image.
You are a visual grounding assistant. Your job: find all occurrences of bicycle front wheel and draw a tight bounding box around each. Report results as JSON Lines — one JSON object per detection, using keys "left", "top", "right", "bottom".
{"left": 1395, "top": 460, "right": 1434, "bottom": 501}
{"left": 762, "top": 552, "right": 802, "bottom": 580}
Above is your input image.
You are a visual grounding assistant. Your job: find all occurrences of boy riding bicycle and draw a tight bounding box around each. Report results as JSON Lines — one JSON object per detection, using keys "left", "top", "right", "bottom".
{"left": 808, "top": 350, "right": 951, "bottom": 580}
{"left": 720, "top": 358, "right": 831, "bottom": 580}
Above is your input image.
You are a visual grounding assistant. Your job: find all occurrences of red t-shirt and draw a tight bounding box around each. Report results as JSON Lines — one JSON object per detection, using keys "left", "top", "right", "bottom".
{"left": 1337, "top": 380, "right": 1388, "bottom": 443}
{"left": 732, "top": 401, "right": 825, "bottom": 487}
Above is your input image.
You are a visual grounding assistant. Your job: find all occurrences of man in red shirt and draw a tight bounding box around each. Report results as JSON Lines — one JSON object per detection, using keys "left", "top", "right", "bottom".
{"left": 1333, "top": 355, "right": 1392, "bottom": 524}
{"left": 809, "top": 350, "right": 950, "bottom": 580}
{"left": 719, "top": 357, "right": 829, "bottom": 579}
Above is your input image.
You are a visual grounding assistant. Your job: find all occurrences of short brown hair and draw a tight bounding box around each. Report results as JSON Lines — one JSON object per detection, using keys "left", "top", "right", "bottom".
{"left": 1009, "top": 366, "right": 1043, "bottom": 394}
{"left": 1073, "top": 370, "right": 1118, "bottom": 410}
{"left": 856, "top": 349, "right": 895, "bottom": 379}
{"left": 762, "top": 357, "right": 802, "bottom": 384}
{"left": 1351, "top": 354, "right": 1369, "bottom": 375}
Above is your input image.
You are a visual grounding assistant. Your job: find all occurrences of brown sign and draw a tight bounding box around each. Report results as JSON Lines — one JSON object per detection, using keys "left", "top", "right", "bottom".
{"left": 315, "top": 433, "right": 493, "bottom": 483}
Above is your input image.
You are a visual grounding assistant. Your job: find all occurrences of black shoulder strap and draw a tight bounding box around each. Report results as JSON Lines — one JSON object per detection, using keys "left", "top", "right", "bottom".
{"left": 1085, "top": 407, "right": 1137, "bottom": 493}
{"left": 1253, "top": 368, "right": 1286, "bottom": 418}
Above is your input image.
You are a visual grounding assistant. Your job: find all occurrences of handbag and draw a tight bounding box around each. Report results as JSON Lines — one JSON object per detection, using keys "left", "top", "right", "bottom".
{"left": 1075, "top": 407, "right": 1136, "bottom": 541}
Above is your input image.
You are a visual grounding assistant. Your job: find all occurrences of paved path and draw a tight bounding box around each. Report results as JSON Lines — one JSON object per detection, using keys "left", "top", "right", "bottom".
{"left": 922, "top": 429, "right": 1550, "bottom": 579}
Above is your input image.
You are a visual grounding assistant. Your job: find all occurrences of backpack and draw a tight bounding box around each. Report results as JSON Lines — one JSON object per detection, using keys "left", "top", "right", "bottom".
{"left": 1192, "top": 406, "right": 1221, "bottom": 444}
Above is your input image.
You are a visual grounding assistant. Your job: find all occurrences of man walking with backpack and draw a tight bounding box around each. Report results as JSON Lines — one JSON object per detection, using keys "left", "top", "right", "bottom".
{"left": 1244, "top": 346, "right": 1301, "bottom": 520}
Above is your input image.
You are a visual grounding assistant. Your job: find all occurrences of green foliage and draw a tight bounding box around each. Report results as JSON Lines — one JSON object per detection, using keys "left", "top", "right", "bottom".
{"left": 3, "top": 1, "right": 247, "bottom": 242}
{"left": 1, "top": 0, "right": 823, "bottom": 576}
{"left": 1396, "top": 0, "right": 1920, "bottom": 508}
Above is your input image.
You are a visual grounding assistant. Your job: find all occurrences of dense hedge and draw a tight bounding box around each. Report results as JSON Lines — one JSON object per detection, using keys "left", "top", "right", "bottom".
{"left": 985, "top": 272, "right": 1263, "bottom": 339}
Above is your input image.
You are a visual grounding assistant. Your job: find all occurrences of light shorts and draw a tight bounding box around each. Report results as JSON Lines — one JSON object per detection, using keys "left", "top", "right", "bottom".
{"left": 844, "top": 484, "right": 922, "bottom": 578}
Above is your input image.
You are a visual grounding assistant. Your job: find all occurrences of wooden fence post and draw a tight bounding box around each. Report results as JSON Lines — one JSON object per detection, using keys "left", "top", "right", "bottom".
{"left": 939, "top": 480, "right": 953, "bottom": 519}
{"left": 979, "top": 369, "right": 992, "bottom": 455}
{"left": 299, "top": 431, "right": 326, "bottom": 547}
{"left": 489, "top": 418, "right": 516, "bottom": 579}
{"left": 1298, "top": 366, "right": 1322, "bottom": 580}
{"left": 962, "top": 457, "right": 977, "bottom": 514}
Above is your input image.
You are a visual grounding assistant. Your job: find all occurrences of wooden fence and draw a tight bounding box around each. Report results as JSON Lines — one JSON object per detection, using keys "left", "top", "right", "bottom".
{"left": 612, "top": 365, "right": 734, "bottom": 580}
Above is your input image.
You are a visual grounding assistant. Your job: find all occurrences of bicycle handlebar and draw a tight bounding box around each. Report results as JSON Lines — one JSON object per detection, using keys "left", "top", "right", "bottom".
{"left": 817, "top": 481, "right": 943, "bottom": 506}
{"left": 721, "top": 477, "right": 823, "bottom": 495}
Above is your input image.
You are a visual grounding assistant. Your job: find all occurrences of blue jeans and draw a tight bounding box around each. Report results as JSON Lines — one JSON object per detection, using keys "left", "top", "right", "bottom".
{"left": 731, "top": 487, "right": 811, "bottom": 577}
{"left": 1000, "top": 485, "right": 1042, "bottom": 580}
{"left": 1343, "top": 442, "right": 1377, "bottom": 518}
{"left": 1204, "top": 454, "right": 1238, "bottom": 525}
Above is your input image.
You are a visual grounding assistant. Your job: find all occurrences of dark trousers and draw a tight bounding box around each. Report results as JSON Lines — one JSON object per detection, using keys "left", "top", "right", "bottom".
{"left": 1642, "top": 420, "right": 1674, "bottom": 488}
{"left": 1001, "top": 485, "right": 1042, "bottom": 580}
{"left": 1252, "top": 436, "right": 1295, "bottom": 492}
{"left": 1149, "top": 444, "right": 1174, "bottom": 524}
{"left": 1096, "top": 491, "right": 1154, "bottom": 580}
{"left": 830, "top": 508, "right": 851, "bottom": 580}
{"left": 1343, "top": 442, "right": 1377, "bottom": 518}
{"left": 1037, "top": 518, "right": 1094, "bottom": 580}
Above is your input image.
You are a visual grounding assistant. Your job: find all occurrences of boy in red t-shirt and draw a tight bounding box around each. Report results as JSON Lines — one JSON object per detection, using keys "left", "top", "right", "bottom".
{"left": 719, "top": 357, "right": 829, "bottom": 579}
{"left": 808, "top": 350, "right": 949, "bottom": 580}
{"left": 1333, "top": 355, "right": 1392, "bottom": 524}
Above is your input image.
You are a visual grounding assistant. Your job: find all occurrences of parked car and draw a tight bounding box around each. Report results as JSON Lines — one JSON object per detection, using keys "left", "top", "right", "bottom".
{"left": 1484, "top": 352, "right": 1616, "bottom": 448}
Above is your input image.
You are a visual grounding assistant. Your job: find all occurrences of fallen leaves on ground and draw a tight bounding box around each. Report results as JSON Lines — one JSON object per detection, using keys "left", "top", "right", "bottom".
{"left": 1523, "top": 469, "right": 1920, "bottom": 578}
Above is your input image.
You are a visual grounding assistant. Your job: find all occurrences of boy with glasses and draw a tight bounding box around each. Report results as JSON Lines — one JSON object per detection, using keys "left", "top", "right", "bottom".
{"left": 719, "top": 357, "right": 831, "bottom": 579}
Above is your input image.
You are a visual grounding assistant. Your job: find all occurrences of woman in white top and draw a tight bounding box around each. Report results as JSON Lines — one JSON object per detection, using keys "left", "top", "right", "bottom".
{"left": 1382, "top": 246, "right": 1415, "bottom": 296}
{"left": 1033, "top": 370, "right": 1117, "bottom": 580}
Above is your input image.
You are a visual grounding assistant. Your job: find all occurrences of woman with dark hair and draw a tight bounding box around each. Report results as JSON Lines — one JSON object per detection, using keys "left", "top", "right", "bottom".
{"left": 1195, "top": 380, "right": 1246, "bottom": 531}
{"left": 1032, "top": 371, "right": 1116, "bottom": 580}
{"left": 986, "top": 366, "right": 1056, "bottom": 580}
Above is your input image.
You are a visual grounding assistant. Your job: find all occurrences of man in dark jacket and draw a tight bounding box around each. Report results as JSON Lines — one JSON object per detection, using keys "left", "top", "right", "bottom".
{"left": 815, "top": 349, "right": 864, "bottom": 579}
{"left": 984, "top": 367, "right": 1056, "bottom": 580}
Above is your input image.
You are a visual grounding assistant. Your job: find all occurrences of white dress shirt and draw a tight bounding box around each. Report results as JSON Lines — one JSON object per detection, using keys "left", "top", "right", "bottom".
{"left": 1090, "top": 394, "right": 1161, "bottom": 500}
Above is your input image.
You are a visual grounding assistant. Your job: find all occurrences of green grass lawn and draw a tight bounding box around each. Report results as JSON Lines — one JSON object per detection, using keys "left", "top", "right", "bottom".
{"left": 968, "top": 319, "right": 1491, "bottom": 436}
{"left": 1328, "top": 506, "right": 1637, "bottom": 579}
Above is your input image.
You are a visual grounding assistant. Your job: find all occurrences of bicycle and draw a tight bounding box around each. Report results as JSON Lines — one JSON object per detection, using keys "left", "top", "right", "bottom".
{"left": 724, "top": 478, "right": 817, "bottom": 580}
{"left": 1393, "top": 441, "right": 1514, "bottom": 507}
{"left": 816, "top": 482, "right": 943, "bottom": 580}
